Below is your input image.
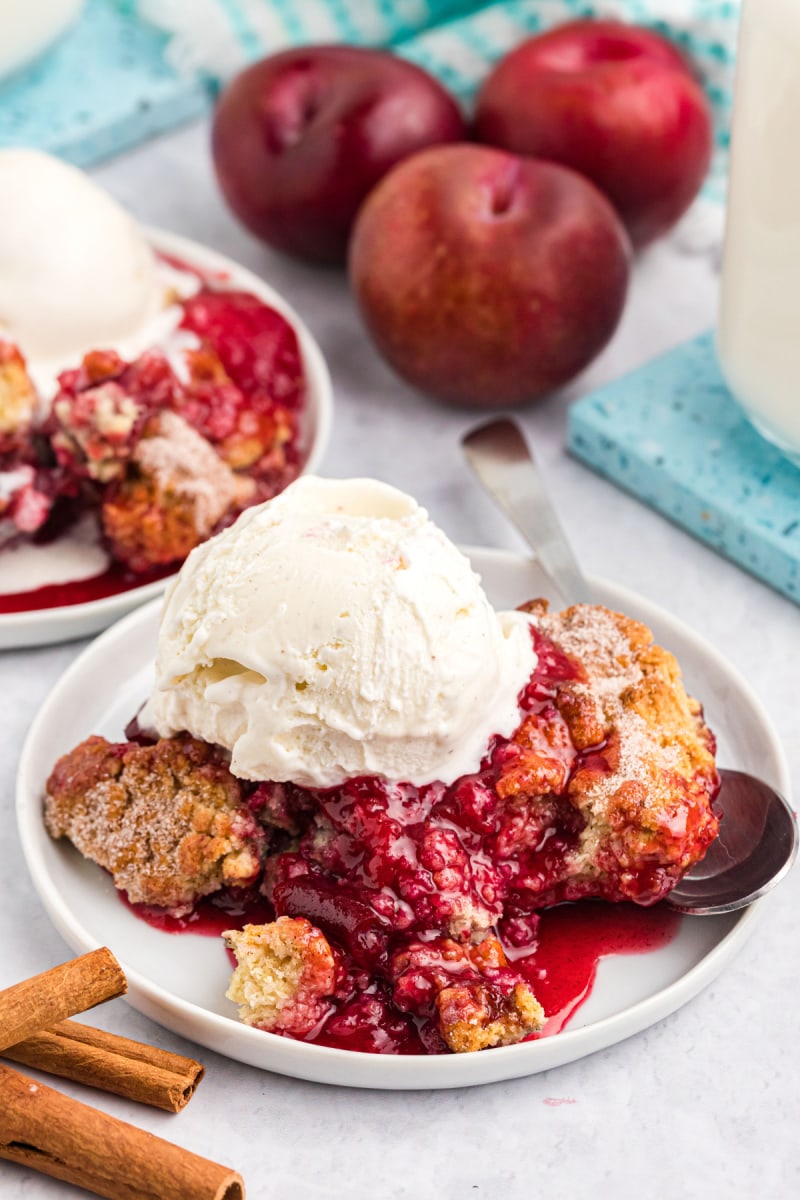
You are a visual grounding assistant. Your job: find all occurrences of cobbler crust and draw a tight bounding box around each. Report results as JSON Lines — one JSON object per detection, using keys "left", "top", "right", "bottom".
{"left": 513, "top": 601, "right": 719, "bottom": 903}
{"left": 391, "top": 934, "right": 545, "bottom": 1052}
{"left": 0, "top": 341, "right": 38, "bottom": 441}
{"left": 101, "top": 410, "right": 255, "bottom": 571}
{"left": 1, "top": 281, "right": 306, "bottom": 573}
{"left": 44, "top": 734, "right": 265, "bottom": 914}
{"left": 44, "top": 601, "right": 721, "bottom": 1053}
{"left": 224, "top": 917, "right": 337, "bottom": 1036}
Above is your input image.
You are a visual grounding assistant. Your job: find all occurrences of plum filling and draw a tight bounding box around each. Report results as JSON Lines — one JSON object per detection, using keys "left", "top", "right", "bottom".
{"left": 1, "top": 262, "right": 308, "bottom": 611}
{"left": 126, "top": 624, "right": 715, "bottom": 1051}
{"left": 49, "top": 612, "right": 719, "bottom": 1054}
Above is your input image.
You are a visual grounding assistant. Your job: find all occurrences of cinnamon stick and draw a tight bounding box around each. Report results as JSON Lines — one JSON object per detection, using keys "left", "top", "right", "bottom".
{"left": 2, "top": 1020, "right": 205, "bottom": 1112}
{"left": 0, "top": 1063, "right": 244, "bottom": 1200}
{"left": 0, "top": 949, "right": 126, "bottom": 1051}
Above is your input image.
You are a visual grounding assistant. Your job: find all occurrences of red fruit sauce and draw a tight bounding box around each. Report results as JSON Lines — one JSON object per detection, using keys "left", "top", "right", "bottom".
{"left": 127, "top": 887, "right": 679, "bottom": 1052}
{"left": 120, "top": 623, "right": 696, "bottom": 1055}
{"left": 1, "top": 258, "right": 305, "bottom": 615}
{"left": 516, "top": 902, "right": 679, "bottom": 1037}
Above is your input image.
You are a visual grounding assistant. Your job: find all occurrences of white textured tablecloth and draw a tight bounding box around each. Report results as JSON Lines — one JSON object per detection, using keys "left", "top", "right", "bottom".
{"left": 1, "top": 122, "right": 798, "bottom": 1200}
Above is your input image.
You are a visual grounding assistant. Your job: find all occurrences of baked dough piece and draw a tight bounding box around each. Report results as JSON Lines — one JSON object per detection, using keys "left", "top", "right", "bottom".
{"left": 501, "top": 601, "right": 720, "bottom": 906}
{"left": 224, "top": 917, "right": 337, "bottom": 1036}
{"left": 44, "top": 734, "right": 265, "bottom": 914}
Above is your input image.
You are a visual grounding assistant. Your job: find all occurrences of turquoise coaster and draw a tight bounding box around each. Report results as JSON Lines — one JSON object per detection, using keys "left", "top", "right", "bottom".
{"left": 567, "top": 332, "right": 800, "bottom": 606}
{"left": 0, "top": 0, "right": 209, "bottom": 168}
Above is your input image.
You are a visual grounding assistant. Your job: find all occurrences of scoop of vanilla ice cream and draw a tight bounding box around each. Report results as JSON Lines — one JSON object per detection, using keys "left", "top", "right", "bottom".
{"left": 140, "top": 477, "right": 536, "bottom": 789}
{"left": 0, "top": 149, "right": 158, "bottom": 365}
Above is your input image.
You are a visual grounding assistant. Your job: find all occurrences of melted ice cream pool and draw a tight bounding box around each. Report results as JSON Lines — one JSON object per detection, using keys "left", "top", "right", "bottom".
{"left": 0, "top": 514, "right": 108, "bottom": 593}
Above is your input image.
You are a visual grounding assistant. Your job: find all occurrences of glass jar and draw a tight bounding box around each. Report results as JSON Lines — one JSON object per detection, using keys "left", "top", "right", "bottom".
{"left": 717, "top": 0, "right": 800, "bottom": 464}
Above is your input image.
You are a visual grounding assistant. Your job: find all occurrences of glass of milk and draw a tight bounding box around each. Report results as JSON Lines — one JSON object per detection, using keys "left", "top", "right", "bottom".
{"left": 717, "top": 0, "right": 800, "bottom": 464}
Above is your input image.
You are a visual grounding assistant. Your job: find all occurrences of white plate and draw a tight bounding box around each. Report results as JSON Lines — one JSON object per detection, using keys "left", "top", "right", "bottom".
{"left": 16, "top": 549, "right": 790, "bottom": 1089}
{"left": 0, "top": 228, "right": 333, "bottom": 650}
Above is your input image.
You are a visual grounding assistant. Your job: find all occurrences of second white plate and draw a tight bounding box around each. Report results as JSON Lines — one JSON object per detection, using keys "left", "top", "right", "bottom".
{"left": 0, "top": 227, "right": 332, "bottom": 650}
{"left": 16, "top": 548, "right": 790, "bottom": 1088}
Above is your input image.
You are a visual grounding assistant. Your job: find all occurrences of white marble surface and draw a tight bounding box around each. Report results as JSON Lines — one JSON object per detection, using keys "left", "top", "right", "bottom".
{"left": 1, "top": 122, "right": 799, "bottom": 1199}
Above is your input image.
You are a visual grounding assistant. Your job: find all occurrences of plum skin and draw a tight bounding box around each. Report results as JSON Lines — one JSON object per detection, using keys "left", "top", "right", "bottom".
{"left": 211, "top": 45, "right": 466, "bottom": 266}
{"left": 348, "top": 143, "right": 632, "bottom": 409}
{"left": 474, "top": 19, "right": 713, "bottom": 247}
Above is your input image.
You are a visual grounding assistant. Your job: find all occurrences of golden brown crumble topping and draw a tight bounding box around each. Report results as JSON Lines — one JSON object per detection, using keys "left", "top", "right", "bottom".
{"left": 44, "top": 734, "right": 265, "bottom": 914}
{"left": 101, "top": 411, "right": 255, "bottom": 571}
{"left": 0, "top": 341, "right": 38, "bottom": 437}
{"left": 391, "top": 934, "right": 545, "bottom": 1052}
{"left": 43, "top": 601, "right": 720, "bottom": 1053}
{"left": 517, "top": 601, "right": 719, "bottom": 899}
{"left": 224, "top": 917, "right": 337, "bottom": 1036}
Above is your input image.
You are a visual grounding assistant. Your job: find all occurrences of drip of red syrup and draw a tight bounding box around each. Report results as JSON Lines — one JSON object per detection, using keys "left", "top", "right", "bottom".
{"left": 516, "top": 902, "right": 680, "bottom": 1037}
{"left": 117, "top": 620, "right": 694, "bottom": 1056}
{"left": 126, "top": 889, "right": 680, "bottom": 1051}
{"left": 121, "top": 885, "right": 274, "bottom": 937}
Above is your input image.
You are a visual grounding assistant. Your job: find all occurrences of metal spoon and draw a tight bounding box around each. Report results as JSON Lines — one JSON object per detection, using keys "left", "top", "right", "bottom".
{"left": 462, "top": 416, "right": 798, "bottom": 916}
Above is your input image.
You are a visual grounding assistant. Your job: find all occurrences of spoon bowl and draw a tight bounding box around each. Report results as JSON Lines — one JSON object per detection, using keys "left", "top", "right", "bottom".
{"left": 462, "top": 416, "right": 798, "bottom": 915}
{"left": 665, "top": 769, "right": 797, "bottom": 914}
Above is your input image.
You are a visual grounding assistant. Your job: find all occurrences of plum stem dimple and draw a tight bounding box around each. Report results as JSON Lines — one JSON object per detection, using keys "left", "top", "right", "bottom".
{"left": 536, "top": 35, "right": 645, "bottom": 73}
{"left": 488, "top": 161, "right": 522, "bottom": 218}
{"left": 261, "top": 66, "right": 322, "bottom": 153}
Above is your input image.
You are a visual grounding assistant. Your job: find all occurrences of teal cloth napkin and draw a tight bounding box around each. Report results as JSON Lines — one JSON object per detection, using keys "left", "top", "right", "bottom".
{"left": 137, "top": 0, "right": 740, "bottom": 200}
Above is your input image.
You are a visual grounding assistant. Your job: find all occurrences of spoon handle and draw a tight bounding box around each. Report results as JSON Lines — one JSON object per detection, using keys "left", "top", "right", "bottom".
{"left": 462, "top": 417, "right": 592, "bottom": 608}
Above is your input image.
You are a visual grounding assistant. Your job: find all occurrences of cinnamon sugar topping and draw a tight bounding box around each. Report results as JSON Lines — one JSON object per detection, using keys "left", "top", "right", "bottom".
{"left": 44, "top": 735, "right": 266, "bottom": 914}
{"left": 43, "top": 599, "right": 720, "bottom": 1053}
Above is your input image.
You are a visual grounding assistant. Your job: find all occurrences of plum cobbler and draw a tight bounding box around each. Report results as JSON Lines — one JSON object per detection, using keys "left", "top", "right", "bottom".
{"left": 45, "top": 601, "right": 720, "bottom": 1055}
{"left": 0, "top": 273, "right": 307, "bottom": 585}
